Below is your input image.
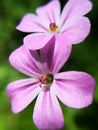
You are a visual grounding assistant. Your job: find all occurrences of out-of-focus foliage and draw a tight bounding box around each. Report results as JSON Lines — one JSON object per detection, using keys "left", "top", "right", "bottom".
{"left": 0, "top": 0, "right": 98, "bottom": 130}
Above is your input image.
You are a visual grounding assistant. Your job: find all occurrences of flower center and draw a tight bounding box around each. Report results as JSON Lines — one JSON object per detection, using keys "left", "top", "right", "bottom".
{"left": 39, "top": 74, "right": 54, "bottom": 91}
{"left": 49, "top": 23, "right": 58, "bottom": 32}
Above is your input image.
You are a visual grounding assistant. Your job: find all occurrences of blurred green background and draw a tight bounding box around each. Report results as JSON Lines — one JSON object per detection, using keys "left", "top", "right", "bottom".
{"left": 0, "top": 0, "right": 98, "bottom": 130}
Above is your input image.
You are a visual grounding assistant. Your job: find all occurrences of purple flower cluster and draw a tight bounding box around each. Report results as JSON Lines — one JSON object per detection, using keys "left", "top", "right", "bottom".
{"left": 6, "top": 0, "right": 96, "bottom": 130}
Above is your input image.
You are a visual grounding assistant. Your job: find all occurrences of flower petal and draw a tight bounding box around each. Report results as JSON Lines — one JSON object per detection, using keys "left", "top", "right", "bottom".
{"left": 60, "top": 0, "right": 92, "bottom": 27}
{"left": 24, "top": 34, "right": 71, "bottom": 73}
{"left": 33, "top": 89, "right": 64, "bottom": 130}
{"left": 61, "top": 17, "right": 91, "bottom": 44}
{"left": 39, "top": 34, "right": 72, "bottom": 73}
{"left": 6, "top": 78, "right": 41, "bottom": 113}
{"left": 9, "top": 45, "right": 43, "bottom": 77}
{"left": 54, "top": 71, "right": 96, "bottom": 108}
{"left": 51, "top": 35, "right": 72, "bottom": 73}
{"left": 16, "top": 13, "right": 48, "bottom": 32}
{"left": 36, "top": 0, "right": 60, "bottom": 25}
{"left": 24, "top": 33, "right": 54, "bottom": 50}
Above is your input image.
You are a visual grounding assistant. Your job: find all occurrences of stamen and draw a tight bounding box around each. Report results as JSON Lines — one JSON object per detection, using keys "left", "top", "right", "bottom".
{"left": 39, "top": 75, "right": 49, "bottom": 84}
{"left": 50, "top": 23, "right": 58, "bottom": 32}
{"left": 39, "top": 74, "right": 54, "bottom": 91}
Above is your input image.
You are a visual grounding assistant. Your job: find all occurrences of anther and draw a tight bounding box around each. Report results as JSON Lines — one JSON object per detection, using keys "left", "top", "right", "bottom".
{"left": 50, "top": 23, "right": 58, "bottom": 32}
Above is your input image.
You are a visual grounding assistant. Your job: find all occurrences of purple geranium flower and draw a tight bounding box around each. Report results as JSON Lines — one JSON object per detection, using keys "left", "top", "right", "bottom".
{"left": 16, "top": 0, "right": 92, "bottom": 50}
{"left": 6, "top": 36, "right": 95, "bottom": 130}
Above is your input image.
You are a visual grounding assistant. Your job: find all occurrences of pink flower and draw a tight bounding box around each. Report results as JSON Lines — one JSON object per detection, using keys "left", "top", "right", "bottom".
{"left": 16, "top": 0, "right": 92, "bottom": 50}
{"left": 6, "top": 36, "right": 95, "bottom": 130}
